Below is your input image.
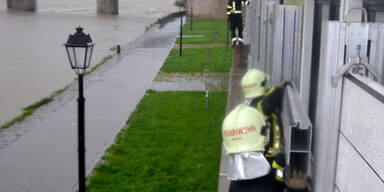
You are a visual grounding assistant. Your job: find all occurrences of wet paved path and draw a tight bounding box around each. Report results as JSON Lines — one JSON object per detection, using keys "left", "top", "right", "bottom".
{"left": 218, "top": 47, "right": 248, "bottom": 192}
{"left": 0, "top": 19, "right": 179, "bottom": 192}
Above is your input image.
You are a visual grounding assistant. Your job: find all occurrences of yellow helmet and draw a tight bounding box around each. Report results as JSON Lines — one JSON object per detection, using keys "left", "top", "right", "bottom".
{"left": 222, "top": 104, "right": 267, "bottom": 154}
{"left": 241, "top": 69, "right": 269, "bottom": 99}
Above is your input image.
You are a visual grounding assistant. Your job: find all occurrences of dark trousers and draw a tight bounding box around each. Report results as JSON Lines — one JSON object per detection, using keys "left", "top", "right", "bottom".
{"left": 230, "top": 14, "right": 243, "bottom": 40}
{"left": 229, "top": 176, "right": 271, "bottom": 192}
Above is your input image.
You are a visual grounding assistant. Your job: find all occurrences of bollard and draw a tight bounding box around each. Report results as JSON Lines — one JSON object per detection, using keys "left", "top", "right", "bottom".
{"left": 205, "top": 89, "right": 209, "bottom": 109}
{"left": 116, "top": 45, "right": 121, "bottom": 54}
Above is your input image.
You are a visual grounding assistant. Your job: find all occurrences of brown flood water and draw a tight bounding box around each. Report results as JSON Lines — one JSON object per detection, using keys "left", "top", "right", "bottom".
{"left": 0, "top": 0, "right": 178, "bottom": 125}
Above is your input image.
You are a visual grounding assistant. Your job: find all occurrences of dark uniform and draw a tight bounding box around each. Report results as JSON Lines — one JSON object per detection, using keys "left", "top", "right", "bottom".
{"left": 226, "top": 0, "right": 249, "bottom": 45}
{"left": 250, "top": 86, "right": 287, "bottom": 192}
{"left": 229, "top": 175, "right": 270, "bottom": 192}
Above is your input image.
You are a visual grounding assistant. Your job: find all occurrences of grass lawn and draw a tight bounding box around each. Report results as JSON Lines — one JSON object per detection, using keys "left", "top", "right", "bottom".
{"left": 87, "top": 91, "right": 227, "bottom": 192}
{"left": 176, "top": 19, "right": 228, "bottom": 44}
{"left": 161, "top": 47, "right": 232, "bottom": 73}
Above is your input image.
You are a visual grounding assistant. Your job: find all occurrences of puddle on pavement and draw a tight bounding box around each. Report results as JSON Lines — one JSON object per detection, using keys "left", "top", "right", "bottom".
{"left": 151, "top": 72, "right": 229, "bottom": 91}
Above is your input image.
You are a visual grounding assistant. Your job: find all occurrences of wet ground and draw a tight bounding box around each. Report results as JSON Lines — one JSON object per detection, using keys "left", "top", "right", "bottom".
{"left": 0, "top": 0, "right": 178, "bottom": 125}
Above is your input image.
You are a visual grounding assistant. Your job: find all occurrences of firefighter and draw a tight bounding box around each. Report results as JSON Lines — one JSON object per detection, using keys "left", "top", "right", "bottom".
{"left": 222, "top": 104, "right": 272, "bottom": 192}
{"left": 241, "top": 69, "right": 285, "bottom": 191}
{"left": 241, "top": 69, "right": 284, "bottom": 157}
{"left": 241, "top": 69, "right": 309, "bottom": 191}
{"left": 226, "top": 0, "right": 249, "bottom": 46}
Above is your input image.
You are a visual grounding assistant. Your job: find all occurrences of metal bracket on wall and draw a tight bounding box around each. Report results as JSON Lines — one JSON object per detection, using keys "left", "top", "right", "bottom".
{"left": 332, "top": 46, "right": 383, "bottom": 87}
{"left": 344, "top": 7, "right": 368, "bottom": 24}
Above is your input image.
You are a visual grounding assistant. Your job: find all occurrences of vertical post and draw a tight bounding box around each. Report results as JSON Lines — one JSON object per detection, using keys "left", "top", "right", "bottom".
{"left": 78, "top": 74, "right": 86, "bottom": 192}
{"left": 190, "top": 2, "right": 193, "bottom": 31}
{"left": 180, "top": 11, "right": 183, "bottom": 57}
{"left": 226, "top": 18, "right": 230, "bottom": 50}
{"left": 117, "top": 45, "right": 121, "bottom": 54}
{"left": 205, "top": 89, "right": 209, "bottom": 109}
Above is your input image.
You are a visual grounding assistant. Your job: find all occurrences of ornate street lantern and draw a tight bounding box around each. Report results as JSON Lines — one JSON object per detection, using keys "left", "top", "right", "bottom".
{"left": 64, "top": 26, "right": 95, "bottom": 75}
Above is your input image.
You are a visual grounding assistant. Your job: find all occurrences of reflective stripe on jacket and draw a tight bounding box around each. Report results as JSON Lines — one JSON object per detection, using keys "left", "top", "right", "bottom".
{"left": 272, "top": 156, "right": 285, "bottom": 182}
{"left": 226, "top": 0, "right": 249, "bottom": 15}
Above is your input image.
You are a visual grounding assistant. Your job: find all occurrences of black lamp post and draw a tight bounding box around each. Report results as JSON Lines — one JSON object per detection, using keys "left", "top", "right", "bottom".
{"left": 190, "top": 0, "right": 193, "bottom": 31}
{"left": 64, "top": 26, "right": 95, "bottom": 192}
{"left": 180, "top": 7, "right": 183, "bottom": 57}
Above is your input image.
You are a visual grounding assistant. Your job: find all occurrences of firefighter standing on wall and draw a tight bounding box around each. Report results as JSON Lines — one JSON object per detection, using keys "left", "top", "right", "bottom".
{"left": 226, "top": 0, "right": 249, "bottom": 46}
{"left": 240, "top": 69, "right": 308, "bottom": 191}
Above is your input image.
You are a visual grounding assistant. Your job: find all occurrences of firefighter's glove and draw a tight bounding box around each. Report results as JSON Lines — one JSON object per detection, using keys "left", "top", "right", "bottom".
{"left": 280, "top": 81, "right": 289, "bottom": 88}
{"left": 283, "top": 167, "right": 308, "bottom": 190}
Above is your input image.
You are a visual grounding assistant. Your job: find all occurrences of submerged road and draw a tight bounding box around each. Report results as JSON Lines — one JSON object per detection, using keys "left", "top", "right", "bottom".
{"left": 0, "top": 18, "right": 180, "bottom": 192}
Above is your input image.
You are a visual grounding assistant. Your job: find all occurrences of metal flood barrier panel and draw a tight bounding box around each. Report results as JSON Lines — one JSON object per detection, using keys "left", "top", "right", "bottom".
{"left": 281, "top": 83, "right": 313, "bottom": 178}
{"left": 247, "top": 1, "right": 304, "bottom": 89}
{"left": 248, "top": 0, "right": 279, "bottom": 72}
{"left": 271, "top": 5, "right": 303, "bottom": 88}
{"left": 368, "top": 24, "right": 384, "bottom": 80}
{"left": 314, "top": 20, "right": 384, "bottom": 192}
{"left": 246, "top": 0, "right": 260, "bottom": 69}
{"left": 336, "top": 75, "right": 384, "bottom": 192}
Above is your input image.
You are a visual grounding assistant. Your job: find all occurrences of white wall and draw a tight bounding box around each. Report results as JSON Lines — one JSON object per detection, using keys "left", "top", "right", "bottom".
{"left": 335, "top": 75, "right": 384, "bottom": 192}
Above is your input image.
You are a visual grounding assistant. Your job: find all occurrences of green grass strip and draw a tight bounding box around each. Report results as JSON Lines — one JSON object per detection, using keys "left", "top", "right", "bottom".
{"left": 0, "top": 85, "right": 72, "bottom": 130}
{"left": 0, "top": 97, "right": 53, "bottom": 130}
{"left": 87, "top": 91, "right": 227, "bottom": 192}
{"left": 161, "top": 47, "right": 232, "bottom": 73}
{"left": 176, "top": 19, "right": 228, "bottom": 44}
{"left": 86, "top": 55, "right": 113, "bottom": 76}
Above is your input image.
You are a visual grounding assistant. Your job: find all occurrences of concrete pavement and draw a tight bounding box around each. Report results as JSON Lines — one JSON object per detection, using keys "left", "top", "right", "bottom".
{"left": 217, "top": 46, "right": 249, "bottom": 192}
{"left": 0, "top": 17, "right": 180, "bottom": 192}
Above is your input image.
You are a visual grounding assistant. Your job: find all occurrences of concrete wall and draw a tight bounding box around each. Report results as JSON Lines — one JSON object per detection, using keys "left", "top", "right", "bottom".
{"left": 7, "top": 0, "right": 36, "bottom": 11}
{"left": 186, "top": 0, "right": 226, "bottom": 19}
{"left": 97, "top": 0, "right": 118, "bottom": 14}
{"left": 335, "top": 75, "right": 384, "bottom": 192}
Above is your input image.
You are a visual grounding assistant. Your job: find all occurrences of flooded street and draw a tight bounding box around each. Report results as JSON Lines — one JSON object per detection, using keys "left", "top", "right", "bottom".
{"left": 0, "top": 0, "right": 178, "bottom": 125}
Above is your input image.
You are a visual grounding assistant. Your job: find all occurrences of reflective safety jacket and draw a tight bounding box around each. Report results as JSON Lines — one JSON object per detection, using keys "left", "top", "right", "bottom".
{"left": 250, "top": 86, "right": 285, "bottom": 158}
{"left": 226, "top": 0, "right": 249, "bottom": 15}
